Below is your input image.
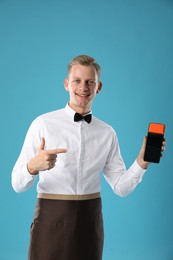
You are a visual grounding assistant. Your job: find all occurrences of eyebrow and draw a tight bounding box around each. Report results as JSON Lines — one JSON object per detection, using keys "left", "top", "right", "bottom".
{"left": 71, "top": 77, "right": 96, "bottom": 81}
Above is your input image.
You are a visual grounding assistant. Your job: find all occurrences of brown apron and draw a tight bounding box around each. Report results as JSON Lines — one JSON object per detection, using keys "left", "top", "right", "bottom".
{"left": 28, "top": 197, "right": 104, "bottom": 260}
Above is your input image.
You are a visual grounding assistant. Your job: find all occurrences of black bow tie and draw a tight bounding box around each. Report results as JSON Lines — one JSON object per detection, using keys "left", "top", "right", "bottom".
{"left": 74, "top": 113, "right": 92, "bottom": 124}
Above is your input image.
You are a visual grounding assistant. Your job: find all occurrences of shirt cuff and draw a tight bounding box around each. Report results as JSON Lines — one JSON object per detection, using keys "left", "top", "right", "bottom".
{"left": 129, "top": 160, "right": 147, "bottom": 177}
{"left": 23, "top": 164, "right": 37, "bottom": 180}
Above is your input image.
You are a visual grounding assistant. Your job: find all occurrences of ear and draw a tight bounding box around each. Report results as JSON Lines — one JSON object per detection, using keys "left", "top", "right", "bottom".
{"left": 96, "top": 81, "right": 102, "bottom": 94}
{"left": 64, "top": 79, "right": 69, "bottom": 92}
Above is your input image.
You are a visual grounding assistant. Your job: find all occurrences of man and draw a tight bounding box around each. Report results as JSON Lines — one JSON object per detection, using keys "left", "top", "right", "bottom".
{"left": 12, "top": 55, "right": 165, "bottom": 260}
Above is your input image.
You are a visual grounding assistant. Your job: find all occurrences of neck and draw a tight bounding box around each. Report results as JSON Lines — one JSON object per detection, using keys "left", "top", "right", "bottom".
{"left": 68, "top": 103, "right": 91, "bottom": 115}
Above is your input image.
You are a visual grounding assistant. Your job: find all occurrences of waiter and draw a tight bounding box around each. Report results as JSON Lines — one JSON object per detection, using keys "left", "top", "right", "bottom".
{"left": 12, "top": 55, "right": 165, "bottom": 260}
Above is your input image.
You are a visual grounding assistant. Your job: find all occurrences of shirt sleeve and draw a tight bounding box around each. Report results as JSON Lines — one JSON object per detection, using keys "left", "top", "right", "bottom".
{"left": 102, "top": 130, "right": 146, "bottom": 197}
{"left": 11, "top": 118, "right": 41, "bottom": 193}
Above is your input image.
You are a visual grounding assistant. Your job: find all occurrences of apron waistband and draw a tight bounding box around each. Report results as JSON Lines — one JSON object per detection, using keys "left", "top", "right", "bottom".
{"left": 37, "top": 192, "right": 101, "bottom": 201}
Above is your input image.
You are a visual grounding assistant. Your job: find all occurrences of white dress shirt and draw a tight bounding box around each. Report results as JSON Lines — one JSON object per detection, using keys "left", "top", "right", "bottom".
{"left": 12, "top": 104, "right": 146, "bottom": 197}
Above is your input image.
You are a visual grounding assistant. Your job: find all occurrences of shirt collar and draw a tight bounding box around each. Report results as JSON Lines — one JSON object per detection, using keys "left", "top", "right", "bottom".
{"left": 65, "top": 103, "right": 76, "bottom": 120}
{"left": 65, "top": 103, "right": 92, "bottom": 121}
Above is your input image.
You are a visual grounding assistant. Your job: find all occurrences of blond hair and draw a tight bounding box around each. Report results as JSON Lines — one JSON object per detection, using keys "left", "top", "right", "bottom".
{"left": 68, "top": 55, "right": 101, "bottom": 78}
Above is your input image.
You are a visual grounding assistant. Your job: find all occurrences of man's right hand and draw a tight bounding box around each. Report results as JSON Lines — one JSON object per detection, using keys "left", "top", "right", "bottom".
{"left": 27, "top": 137, "right": 67, "bottom": 175}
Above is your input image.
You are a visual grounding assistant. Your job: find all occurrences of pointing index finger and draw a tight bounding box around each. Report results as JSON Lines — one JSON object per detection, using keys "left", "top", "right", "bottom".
{"left": 47, "top": 148, "right": 67, "bottom": 155}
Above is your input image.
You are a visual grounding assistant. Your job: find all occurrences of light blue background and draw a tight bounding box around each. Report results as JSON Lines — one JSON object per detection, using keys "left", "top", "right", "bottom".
{"left": 0, "top": 0, "right": 173, "bottom": 259}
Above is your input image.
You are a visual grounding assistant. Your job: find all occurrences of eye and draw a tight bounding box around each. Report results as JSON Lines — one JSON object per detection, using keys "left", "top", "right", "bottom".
{"left": 73, "top": 79, "right": 80, "bottom": 84}
{"left": 87, "top": 80, "right": 96, "bottom": 86}
{"left": 71, "top": 79, "right": 80, "bottom": 85}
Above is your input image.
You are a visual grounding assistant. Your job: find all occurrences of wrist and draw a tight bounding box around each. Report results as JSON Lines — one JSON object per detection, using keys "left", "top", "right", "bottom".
{"left": 27, "top": 162, "right": 39, "bottom": 175}
{"left": 137, "top": 158, "right": 150, "bottom": 170}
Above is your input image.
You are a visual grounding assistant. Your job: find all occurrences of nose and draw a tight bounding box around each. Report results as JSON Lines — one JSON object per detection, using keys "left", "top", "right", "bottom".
{"left": 79, "top": 81, "right": 89, "bottom": 91}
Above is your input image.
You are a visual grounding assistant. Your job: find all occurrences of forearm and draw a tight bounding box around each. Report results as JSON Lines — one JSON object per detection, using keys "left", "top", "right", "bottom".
{"left": 12, "top": 164, "right": 36, "bottom": 193}
{"left": 114, "top": 160, "right": 146, "bottom": 197}
{"left": 104, "top": 160, "right": 146, "bottom": 197}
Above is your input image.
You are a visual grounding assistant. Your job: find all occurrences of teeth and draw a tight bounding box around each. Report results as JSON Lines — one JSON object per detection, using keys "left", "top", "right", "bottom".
{"left": 76, "top": 93, "right": 89, "bottom": 97}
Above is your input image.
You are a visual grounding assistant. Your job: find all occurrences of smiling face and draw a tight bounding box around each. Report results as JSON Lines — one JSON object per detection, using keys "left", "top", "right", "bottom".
{"left": 64, "top": 64, "right": 102, "bottom": 115}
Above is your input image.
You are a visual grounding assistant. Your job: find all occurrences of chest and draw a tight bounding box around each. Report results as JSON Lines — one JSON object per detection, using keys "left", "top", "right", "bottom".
{"left": 40, "top": 120, "right": 112, "bottom": 156}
